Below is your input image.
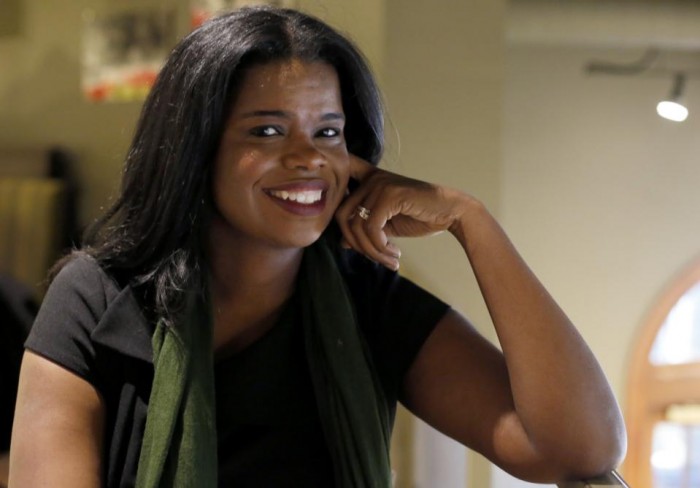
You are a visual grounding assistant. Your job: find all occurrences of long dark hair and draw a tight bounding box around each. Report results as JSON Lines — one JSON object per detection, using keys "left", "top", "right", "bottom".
{"left": 71, "top": 7, "right": 384, "bottom": 323}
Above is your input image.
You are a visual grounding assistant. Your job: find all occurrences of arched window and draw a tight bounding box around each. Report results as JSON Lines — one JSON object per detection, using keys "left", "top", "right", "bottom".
{"left": 626, "top": 257, "right": 700, "bottom": 487}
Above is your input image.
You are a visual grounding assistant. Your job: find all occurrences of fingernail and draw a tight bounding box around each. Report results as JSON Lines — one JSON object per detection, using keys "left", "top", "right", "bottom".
{"left": 384, "top": 257, "right": 399, "bottom": 271}
{"left": 386, "top": 243, "right": 401, "bottom": 259}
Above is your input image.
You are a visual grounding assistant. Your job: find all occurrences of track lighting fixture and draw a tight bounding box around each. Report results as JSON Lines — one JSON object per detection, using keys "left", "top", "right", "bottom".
{"left": 656, "top": 73, "right": 688, "bottom": 122}
{"left": 586, "top": 49, "right": 694, "bottom": 123}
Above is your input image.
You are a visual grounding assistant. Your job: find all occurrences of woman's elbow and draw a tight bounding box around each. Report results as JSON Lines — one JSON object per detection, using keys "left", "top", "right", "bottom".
{"left": 561, "top": 419, "right": 628, "bottom": 480}
{"left": 584, "top": 434, "right": 627, "bottom": 476}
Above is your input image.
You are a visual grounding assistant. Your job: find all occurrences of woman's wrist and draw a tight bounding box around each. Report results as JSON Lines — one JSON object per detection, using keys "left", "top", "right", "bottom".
{"left": 446, "top": 189, "right": 490, "bottom": 249}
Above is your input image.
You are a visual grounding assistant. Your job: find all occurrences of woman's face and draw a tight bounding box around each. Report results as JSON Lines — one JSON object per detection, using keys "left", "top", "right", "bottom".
{"left": 211, "top": 58, "right": 350, "bottom": 251}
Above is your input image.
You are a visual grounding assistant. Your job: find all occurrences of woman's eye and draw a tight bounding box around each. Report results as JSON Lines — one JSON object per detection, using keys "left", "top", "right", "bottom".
{"left": 250, "top": 126, "right": 282, "bottom": 137}
{"left": 317, "top": 127, "right": 342, "bottom": 138}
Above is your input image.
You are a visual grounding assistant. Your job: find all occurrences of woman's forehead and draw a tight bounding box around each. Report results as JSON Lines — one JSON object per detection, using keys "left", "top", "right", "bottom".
{"left": 241, "top": 59, "right": 337, "bottom": 88}
{"left": 230, "top": 59, "right": 343, "bottom": 113}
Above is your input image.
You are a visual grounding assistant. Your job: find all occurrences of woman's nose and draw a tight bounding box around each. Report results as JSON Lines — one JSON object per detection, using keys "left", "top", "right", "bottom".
{"left": 281, "top": 137, "right": 326, "bottom": 171}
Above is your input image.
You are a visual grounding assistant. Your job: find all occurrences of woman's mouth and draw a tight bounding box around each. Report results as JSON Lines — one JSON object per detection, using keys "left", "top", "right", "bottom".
{"left": 267, "top": 189, "right": 324, "bottom": 204}
{"left": 264, "top": 182, "right": 329, "bottom": 216}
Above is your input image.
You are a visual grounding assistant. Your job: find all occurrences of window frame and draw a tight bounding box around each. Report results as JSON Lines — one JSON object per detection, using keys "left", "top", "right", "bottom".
{"left": 625, "top": 256, "right": 700, "bottom": 487}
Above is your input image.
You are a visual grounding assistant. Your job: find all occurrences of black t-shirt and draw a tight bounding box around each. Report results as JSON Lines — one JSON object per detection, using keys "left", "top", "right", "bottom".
{"left": 25, "top": 252, "right": 449, "bottom": 487}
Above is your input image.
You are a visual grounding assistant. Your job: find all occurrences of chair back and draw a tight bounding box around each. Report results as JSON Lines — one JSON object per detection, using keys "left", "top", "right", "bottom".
{"left": 0, "top": 177, "right": 67, "bottom": 298}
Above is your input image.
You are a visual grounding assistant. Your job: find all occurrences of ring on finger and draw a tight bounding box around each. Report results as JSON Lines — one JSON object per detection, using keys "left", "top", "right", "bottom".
{"left": 356, "top": 205, "right": 371, "bottom": 220}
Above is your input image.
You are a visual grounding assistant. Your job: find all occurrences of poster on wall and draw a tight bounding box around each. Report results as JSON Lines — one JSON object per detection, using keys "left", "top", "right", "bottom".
{"left": 82, "top": 9, "right": 176, "bottom": 103}
{"left": 190, "top": 0, "right": 296, "bottom": 29}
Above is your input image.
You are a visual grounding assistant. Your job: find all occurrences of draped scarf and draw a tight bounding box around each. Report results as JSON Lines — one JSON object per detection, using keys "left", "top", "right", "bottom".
{"left": 135, "top": 237, "right": 392, "bottom": 487}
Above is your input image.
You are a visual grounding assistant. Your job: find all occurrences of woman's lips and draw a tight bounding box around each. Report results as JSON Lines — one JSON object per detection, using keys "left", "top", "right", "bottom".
{"left": 267, "top": 188, "right": 323, "bottom": 204}
{"left": 263, "top": 180, "right": 329, "bottom": 217}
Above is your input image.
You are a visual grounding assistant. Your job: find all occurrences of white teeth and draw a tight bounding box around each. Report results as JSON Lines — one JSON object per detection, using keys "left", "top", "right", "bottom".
{"left": 269, "top": 189, "right": 323, "bottom": 204}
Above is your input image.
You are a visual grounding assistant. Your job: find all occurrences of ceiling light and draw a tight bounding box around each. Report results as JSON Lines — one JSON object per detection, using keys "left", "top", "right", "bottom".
{"left": 657, "top": 73, "right": 688, "bottom": 122}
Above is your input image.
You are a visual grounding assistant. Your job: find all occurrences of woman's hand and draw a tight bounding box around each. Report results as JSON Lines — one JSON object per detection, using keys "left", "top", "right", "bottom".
{"left": 335, "top": 155, "right": 472, "bottom": 270}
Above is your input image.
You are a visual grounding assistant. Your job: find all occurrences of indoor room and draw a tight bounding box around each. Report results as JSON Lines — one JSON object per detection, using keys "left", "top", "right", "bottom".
{"left": 1, "top": 1, "right": 699, "bottom": 487}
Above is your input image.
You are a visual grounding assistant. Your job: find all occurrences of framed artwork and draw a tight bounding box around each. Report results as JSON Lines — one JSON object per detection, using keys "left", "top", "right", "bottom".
{"left": 81, "top": 9, "right": 176, "bottom": 102}
{"left": 190, "top": 0, "right": 296, "bottom": 29}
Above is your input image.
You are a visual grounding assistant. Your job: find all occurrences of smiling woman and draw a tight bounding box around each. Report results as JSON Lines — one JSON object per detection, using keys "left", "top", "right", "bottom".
{"left": 210, "top": 59, "right": 349, "bottom": 252}
{"left": 9, "top": 6, "right": 625, "bottom": 488}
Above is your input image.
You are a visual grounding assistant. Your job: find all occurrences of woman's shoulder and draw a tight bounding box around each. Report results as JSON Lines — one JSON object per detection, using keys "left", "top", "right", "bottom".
{"left": 49, "top": 252, "right": 125, "bottom": 311}
{"left": 28, "top": 251, "right": 139, "bottom": 356}
{"left": 52, "top": 251, "right": 110, "bottom": 285}
{"left": 26, "top": 251, "right": 152, "bottom": 386}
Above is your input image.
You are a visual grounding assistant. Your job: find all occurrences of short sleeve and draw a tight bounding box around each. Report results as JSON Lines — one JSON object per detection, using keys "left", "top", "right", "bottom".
{"left": 340, "top": 251, "right": 450, "bottom": 398}
{"left": 24, "top": 255, "right": 115, "bottom": 386}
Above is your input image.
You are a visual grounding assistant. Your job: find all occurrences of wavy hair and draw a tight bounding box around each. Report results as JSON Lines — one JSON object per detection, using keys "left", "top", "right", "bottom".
{"left": 71, "top": 7, "right": 384, "bottom": 323}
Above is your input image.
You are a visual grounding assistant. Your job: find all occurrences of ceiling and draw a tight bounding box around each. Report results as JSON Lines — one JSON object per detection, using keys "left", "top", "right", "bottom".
{"left": 507, "top": 0, "right": 700, "bottom": 50}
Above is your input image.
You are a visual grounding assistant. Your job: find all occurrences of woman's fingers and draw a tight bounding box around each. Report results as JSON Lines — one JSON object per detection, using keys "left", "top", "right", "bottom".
{"left": 348, "top": 154, "right": 376, "bottom": 182}
{"left": 336, "top": 154, "right": 464, "bottom": 270}
{"left": 354, "top": 192, "right": 402, "bottom": 258}
{"left": 336, "top": 167, "right": 401, "bottom": 269}
{"left": 349, "top": 218, "right": 399, "bottom": 270}
{"left": 337, "top": 195, "right": 401, "bottom": 270}
{"left": 348, "top": 197, "right": 400, "bottom": 270}
{"left": 337, "top": 155, "right": 384, "bottom": 252}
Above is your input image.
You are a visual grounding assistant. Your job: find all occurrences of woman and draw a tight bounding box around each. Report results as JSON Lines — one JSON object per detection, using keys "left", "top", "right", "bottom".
{"left": 10, "top": 6, "right": 625, "bottom": 487}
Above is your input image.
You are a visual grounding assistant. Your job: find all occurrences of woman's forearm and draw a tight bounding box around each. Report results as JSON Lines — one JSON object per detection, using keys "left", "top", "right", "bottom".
{"left": 449, "top": 194, "right": 626, "bottom": 473}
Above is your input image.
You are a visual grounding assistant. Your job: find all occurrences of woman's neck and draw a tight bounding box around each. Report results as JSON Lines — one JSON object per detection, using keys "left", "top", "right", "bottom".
{"left": 206, "top": 223, "right": 304, "bottom": 356}
{"left": 209, "top": 242, "right": 302, "bottom": 302}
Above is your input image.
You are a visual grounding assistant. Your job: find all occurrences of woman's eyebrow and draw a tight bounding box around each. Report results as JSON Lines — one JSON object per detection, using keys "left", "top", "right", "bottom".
{"left": 239, "top": 110, "right": 345, "bottom": 121}
{"left": 321, "top": 112, "right": 345, "bottom": 122}
{"left": 240, "top": 109, "right": 288, "bottom": 118}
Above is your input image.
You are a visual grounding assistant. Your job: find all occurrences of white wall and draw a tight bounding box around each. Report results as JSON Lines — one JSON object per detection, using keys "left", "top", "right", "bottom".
{"left": 504, "top": 41, "right": 700, "bottom": 387}
{"left": 503, "top": 4, "right": 700, "bottom": 485}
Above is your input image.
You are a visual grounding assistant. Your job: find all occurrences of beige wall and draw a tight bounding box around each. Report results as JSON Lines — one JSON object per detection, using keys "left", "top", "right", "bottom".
{"left": 299, "top": 0, "right": 386, "bottom": 82}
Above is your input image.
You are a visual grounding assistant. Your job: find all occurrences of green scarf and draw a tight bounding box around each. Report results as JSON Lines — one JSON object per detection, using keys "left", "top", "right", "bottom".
{"left": 135, "top": 238, "right": 392, "bottom": 487}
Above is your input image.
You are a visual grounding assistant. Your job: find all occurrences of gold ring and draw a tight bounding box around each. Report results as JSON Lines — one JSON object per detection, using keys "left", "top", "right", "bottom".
{"left": 356, "top": 205, "right": 371, "bottom": 220}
